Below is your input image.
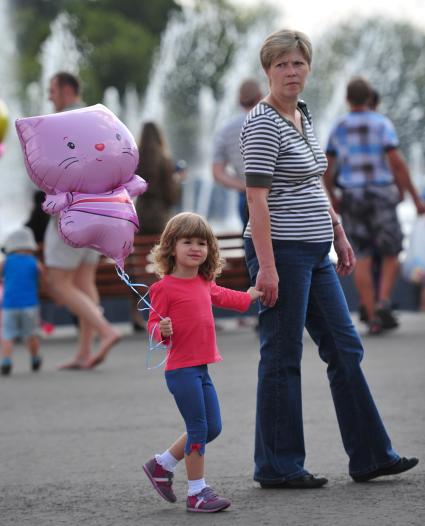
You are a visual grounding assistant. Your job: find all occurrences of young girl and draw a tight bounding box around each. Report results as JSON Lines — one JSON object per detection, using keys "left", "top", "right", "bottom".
{"left": 143, "top": 212, "right": 262, "bottom": 513}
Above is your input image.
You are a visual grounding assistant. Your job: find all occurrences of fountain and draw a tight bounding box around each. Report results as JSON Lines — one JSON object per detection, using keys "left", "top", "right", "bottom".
{"left": 1, "top": 4, "right": 424, "bottom": 244}
{"left": 138, "top": 5, "right": 274, "bottom": 231}
{"left": 38, "top": 12, "right": 82, "bottom": 115}
{"left": 25, "top": 12, "right": 82, "bottom": 117}
{"left": 0, "top": 0, "right": 30, "bottom": 242}
{"left": 3, "top": 3, "right": 276, "bottom": 240}
{"left": 0, "top": 7, "right": 83, "bottom": 242}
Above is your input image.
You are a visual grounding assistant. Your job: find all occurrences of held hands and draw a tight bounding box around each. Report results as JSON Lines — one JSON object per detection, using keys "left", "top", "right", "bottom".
{"left": 333, "top": 225, "right": 356, "bottom": 276}
{"left": 159, "top": 317, "right": 173, "bottom": 338}
{"left": 255, "top": 266, "right": 279, "bottom": 307}
{"left": 247, "top": 287, "right": 264, "bottom": 302}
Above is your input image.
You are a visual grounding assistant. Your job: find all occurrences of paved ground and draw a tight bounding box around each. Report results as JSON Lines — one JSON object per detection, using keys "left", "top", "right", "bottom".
{"left": 1, "top": 313, "right": 424, "bottom": 526}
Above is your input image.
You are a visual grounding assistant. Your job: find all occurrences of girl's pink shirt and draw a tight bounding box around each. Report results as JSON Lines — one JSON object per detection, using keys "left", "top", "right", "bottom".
{"left": 148, "top": 274, "right": 252, "bottom": 371}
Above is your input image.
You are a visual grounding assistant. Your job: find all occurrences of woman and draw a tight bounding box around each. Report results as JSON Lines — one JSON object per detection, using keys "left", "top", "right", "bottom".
{"left": 133, "top": 122, "right": 185, "bottom": 330}
{"left": 135, "top": 122, "right": 184, "bottom": 235}
{"left": 241, "top": 29, "right": 418, "bottom": 488}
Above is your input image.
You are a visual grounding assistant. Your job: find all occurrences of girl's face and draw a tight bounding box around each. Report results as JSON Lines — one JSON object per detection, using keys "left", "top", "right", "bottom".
{"left": 172, "top": 237, "right": 208, "bottom": 277}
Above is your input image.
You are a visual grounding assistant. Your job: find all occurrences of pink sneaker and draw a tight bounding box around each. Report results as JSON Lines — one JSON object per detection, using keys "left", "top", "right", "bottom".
{"left": 186, "top": 486, "right": 231, "bottom": 513}
{"left": 143, "top": 458, "right": 176, "bottom": 503}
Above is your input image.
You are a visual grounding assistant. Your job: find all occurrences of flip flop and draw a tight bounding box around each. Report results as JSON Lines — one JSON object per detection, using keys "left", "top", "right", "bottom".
{"left": 85, "top": 353, "right": 106, "bottom": 369}
{"left": 85, "top": 331, "right": 121, "bottom": 369}
{"left": 57, "top": 360, "right": 88, "bottom": 370}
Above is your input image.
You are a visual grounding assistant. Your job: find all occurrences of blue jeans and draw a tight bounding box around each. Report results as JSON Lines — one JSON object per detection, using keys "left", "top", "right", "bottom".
{"left": 165, "top": 365, "right": 222, "bottom": 456}
{"left": 244, "top": 238, "right": 399, "bottom": 482}
{"left": 238, "top": 191, "right": 248, "bottom": 229}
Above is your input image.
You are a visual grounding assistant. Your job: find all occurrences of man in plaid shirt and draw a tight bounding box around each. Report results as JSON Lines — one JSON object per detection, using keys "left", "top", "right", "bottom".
{"left": 324, "top": 76, "right": 425, "bottom": 334}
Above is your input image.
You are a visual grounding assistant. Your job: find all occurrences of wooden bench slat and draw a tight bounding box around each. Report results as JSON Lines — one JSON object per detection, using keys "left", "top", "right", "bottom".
{"left": 38, "top": 232, "right": 250, "bottom": 300}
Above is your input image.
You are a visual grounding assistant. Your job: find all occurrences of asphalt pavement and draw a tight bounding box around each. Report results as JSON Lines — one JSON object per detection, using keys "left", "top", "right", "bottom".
{"left": 0, "top": 313, "right": 424, "bottom": 526}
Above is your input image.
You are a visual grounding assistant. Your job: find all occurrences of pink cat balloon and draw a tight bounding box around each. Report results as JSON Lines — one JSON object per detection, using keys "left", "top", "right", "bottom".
{"left": 15, "top": 104, "right": 147, "bottom": 269}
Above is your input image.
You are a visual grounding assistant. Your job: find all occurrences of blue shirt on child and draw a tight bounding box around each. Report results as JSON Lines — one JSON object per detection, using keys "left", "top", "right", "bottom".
{"left": 2, "top": 253, "right": 39, "bottom": 309}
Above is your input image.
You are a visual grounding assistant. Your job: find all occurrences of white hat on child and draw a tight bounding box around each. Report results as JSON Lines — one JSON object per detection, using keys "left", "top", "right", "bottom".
{"left": 3, "top": 226, "right": 37, "bottom": 253}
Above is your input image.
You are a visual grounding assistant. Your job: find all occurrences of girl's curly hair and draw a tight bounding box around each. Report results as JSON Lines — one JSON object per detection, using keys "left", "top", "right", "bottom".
{"left": 152, "top": 212, "right": 223, "bottom": 280}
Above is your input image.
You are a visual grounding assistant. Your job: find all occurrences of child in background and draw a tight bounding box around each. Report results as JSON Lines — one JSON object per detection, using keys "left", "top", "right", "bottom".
{"left": 1, "top": 227, "right": 43, "bottom": 375}
{"left": 143, "top": 212, "right": 262, "bottom": 513}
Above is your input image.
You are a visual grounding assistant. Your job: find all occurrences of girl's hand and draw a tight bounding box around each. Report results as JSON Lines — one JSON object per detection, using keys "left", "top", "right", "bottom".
{"left": 247, "top": 287, "right": 264, "bottom": 302}
{"left": 159, "top": 317, "right": 173, "bottom": 337}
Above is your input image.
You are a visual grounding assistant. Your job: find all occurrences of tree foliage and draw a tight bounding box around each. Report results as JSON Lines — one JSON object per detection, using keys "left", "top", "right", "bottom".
{"left": 12, "top": 0, "right": 180, "bottom": 104}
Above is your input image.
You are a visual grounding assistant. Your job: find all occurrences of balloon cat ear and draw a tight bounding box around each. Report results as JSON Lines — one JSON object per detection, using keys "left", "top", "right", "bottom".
{"left": 15, "top": 117, "right": 44, "bottom": 141}
{"left": 15, "top": 117, "right": 47, "bottom": 191}
{"left": 92, "top": 103, "right": 110, "bottom": 113}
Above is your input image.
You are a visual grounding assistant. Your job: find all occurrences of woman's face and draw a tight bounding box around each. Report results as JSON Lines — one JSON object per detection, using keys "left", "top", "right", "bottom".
{"left": 265, "top": 48, "right": 310, "bottom": 101}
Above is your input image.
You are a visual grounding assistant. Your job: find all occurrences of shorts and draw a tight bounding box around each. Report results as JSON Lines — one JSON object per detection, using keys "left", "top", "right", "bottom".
{"left": 1, "top": 306, "right": 40, "bottom": 341}
{"left": 341, "top": 187, "right": 403, "bottom": 258}
{"left": 44, "top": 217, "right": 100, "bottom": 269}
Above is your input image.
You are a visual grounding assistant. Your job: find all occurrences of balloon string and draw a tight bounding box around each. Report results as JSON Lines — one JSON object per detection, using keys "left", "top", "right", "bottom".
{"left": 115, "top": 266, "right": 169, "bottom": 370}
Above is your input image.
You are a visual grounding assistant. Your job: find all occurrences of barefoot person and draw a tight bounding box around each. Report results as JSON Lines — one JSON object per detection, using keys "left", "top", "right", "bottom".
{"left": 45, "top": 72, "right": 120, "bottom": 369}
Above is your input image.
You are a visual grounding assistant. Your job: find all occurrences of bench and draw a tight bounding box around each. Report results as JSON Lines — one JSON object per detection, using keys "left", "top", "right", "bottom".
{"left": 95, "top": 232, "right": 251, "bottom": 298}
{"left": 38, "top": 233, "right": 252, "bottom": 324}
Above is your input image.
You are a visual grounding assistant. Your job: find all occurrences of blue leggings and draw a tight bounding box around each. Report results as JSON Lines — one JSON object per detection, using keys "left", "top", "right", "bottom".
{"left": 165, "top": 365, "right": 222, "bottom": 456}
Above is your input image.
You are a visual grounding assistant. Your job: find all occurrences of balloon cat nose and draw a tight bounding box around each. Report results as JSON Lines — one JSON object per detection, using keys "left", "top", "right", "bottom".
{"left": 95, "top": 143, "right": 105, "bottom": 151}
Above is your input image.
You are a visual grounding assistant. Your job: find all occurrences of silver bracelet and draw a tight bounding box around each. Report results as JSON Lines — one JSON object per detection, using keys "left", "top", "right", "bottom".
{"left": 332, "top": 221, "right": 342, "bottom": 229}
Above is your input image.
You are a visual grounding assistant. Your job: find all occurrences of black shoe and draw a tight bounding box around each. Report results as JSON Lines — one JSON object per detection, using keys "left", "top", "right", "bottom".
{"left": 1, "top": 360, "right": 12, "bottom": 376}
{"left": 359, "top": 304, "right": 369, "bottom": 323}
{"left": 375, "top": 301, "right": 399, "bottom": 330}
{"left": 352, "top": 457, "right": 419, "bottom": 483}
{"left": 260, "top": 474, "right": 328, "bottom": 489}
{"left": 31, "top": 355, "right": 42, "bottom": 372}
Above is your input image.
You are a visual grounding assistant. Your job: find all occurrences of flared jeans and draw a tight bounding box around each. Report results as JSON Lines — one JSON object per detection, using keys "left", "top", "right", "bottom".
{"left": 244, "top": 238, "right": 399, "bottom": 483}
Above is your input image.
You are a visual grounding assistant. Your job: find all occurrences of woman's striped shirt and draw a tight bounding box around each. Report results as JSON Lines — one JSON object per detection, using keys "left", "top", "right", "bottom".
{"left": 240, "top": 101, "right": 333, "bottom": 242}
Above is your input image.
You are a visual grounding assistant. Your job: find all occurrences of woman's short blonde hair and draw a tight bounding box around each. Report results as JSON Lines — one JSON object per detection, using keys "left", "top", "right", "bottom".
{"left": 260, "top": 29, "right": 312, "bottom": 70}
{"left": 152, "top": 212, "right": 223, "bottom": 280}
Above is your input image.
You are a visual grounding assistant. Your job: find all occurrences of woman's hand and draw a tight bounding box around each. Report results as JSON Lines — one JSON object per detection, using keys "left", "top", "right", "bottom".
{"left": 245, "top": 187, "right": 278, "bottom": 307}
{"left": 247, "top": 287, "right": 264, "bottom": 302}
{"left": 256, "top": 266, "right": 279, "bottom": 307}
{"left": 414, "top": 198, "right": 425, "bottom": 215}
{"left": 333, "top": 225, "right": 356, "bottom": 276}
{"left": 159, "top": 317, "right": 173, "bottom": 337}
